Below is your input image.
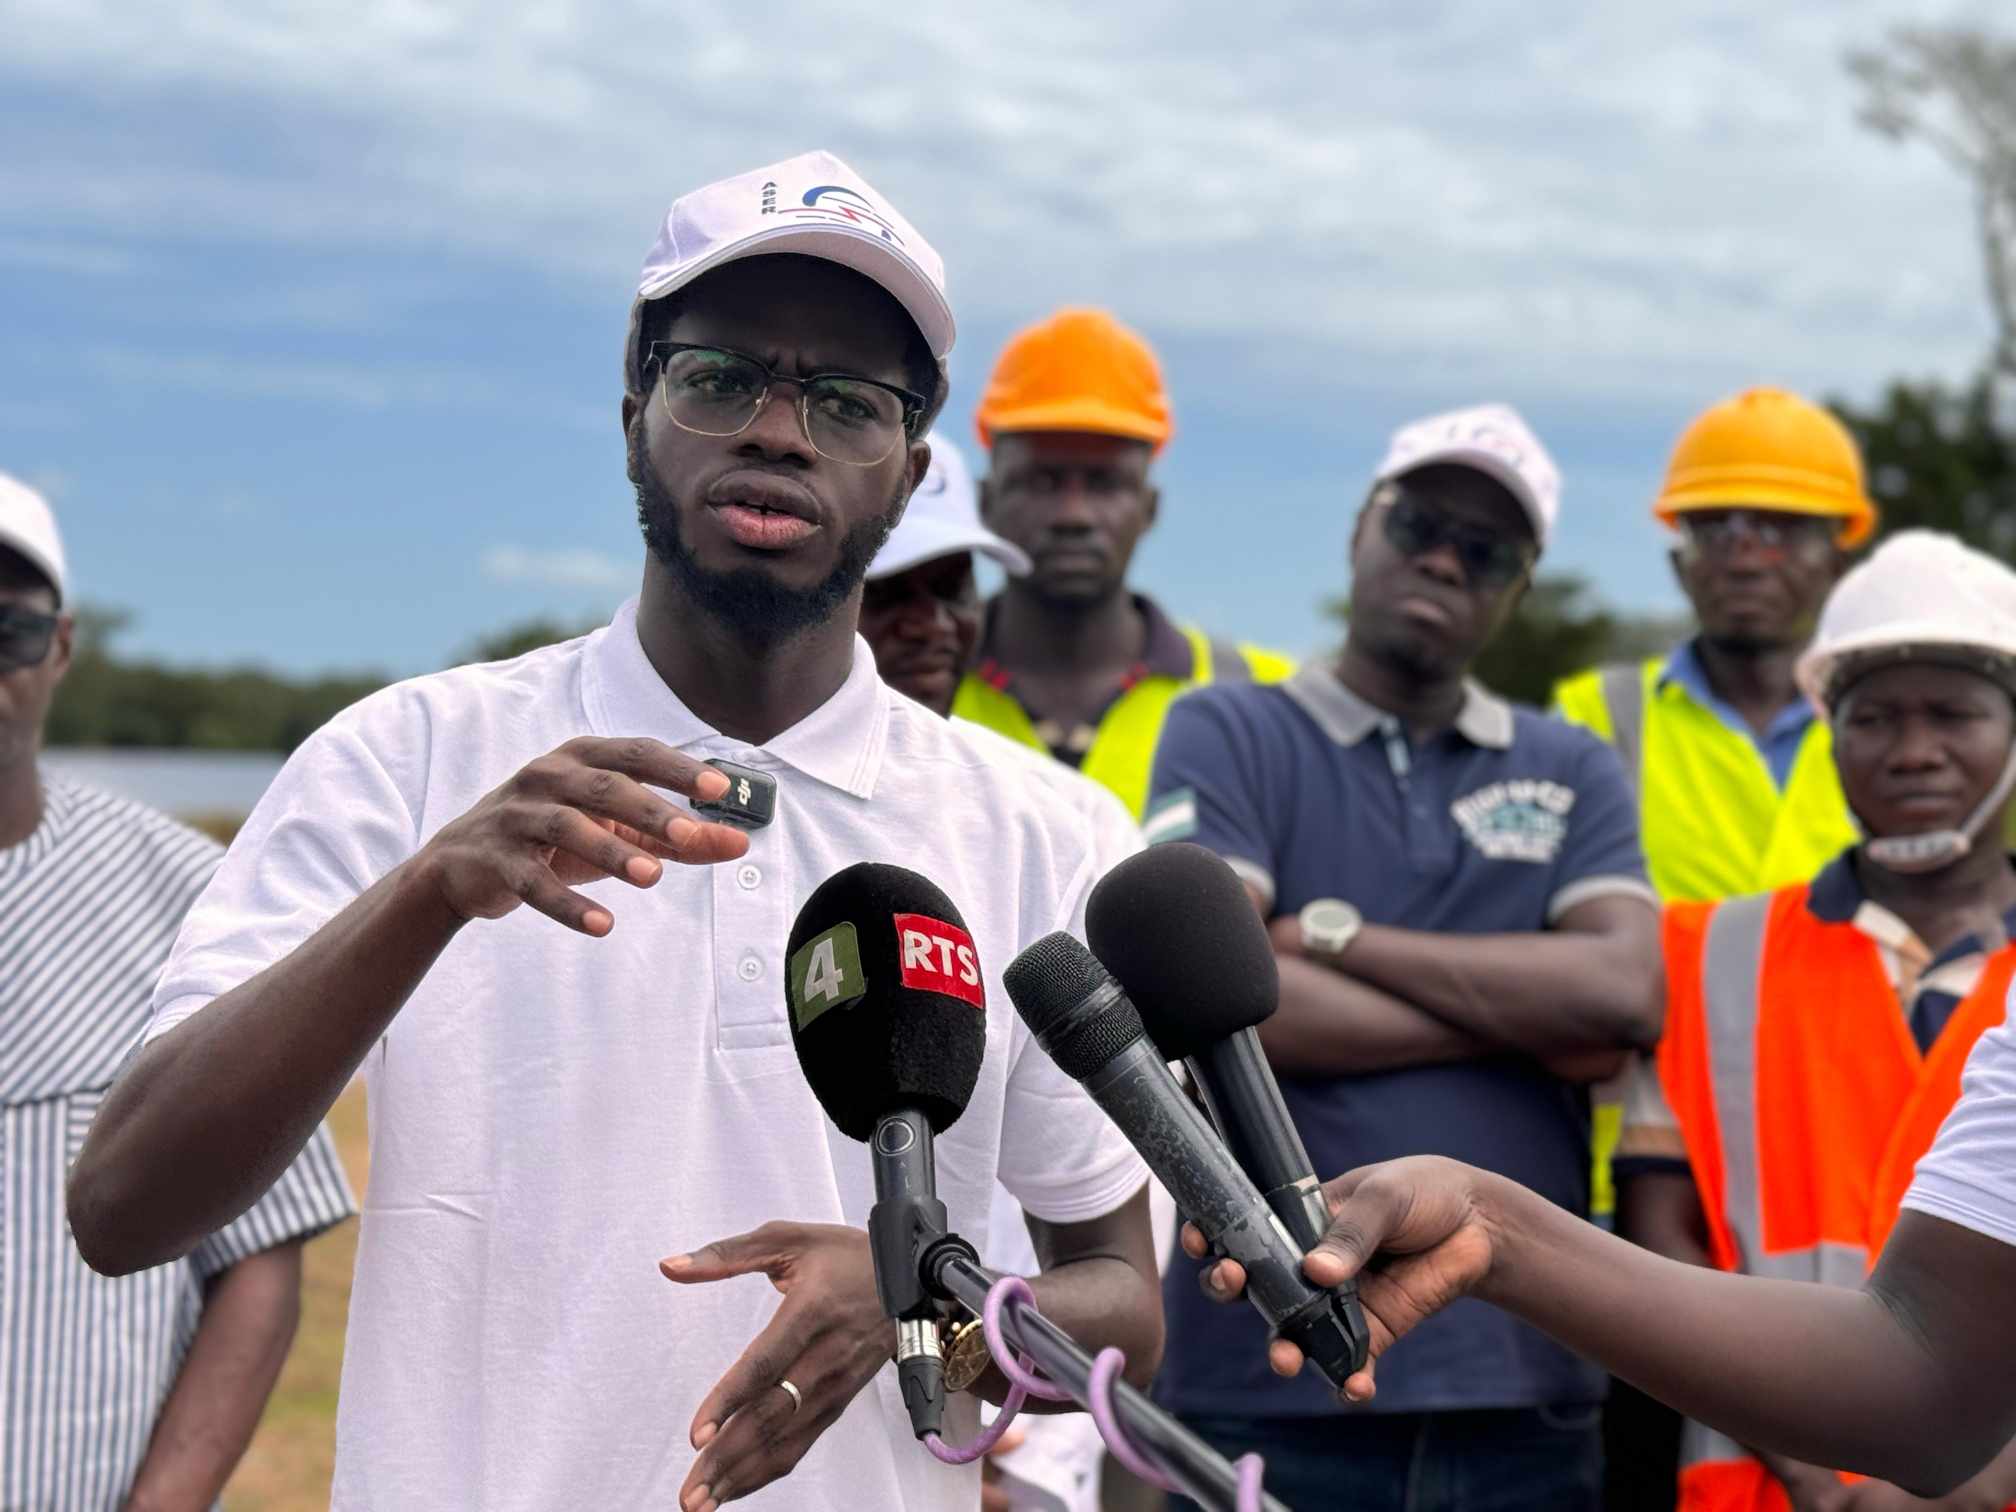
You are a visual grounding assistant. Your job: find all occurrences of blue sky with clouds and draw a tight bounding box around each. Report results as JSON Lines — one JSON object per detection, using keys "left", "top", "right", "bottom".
{"left": 1, "top": 0, "right": 2001, "bottom": 675}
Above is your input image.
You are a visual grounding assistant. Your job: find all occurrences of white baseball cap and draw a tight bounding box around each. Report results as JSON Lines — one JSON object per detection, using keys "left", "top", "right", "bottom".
{"left": 0, "top": 473, "right": 66, "bottom": 605}
{"left": 626, "top": 149, "right": 952, "bottom": 393}
{"left": 1373, "top": 403, "right": 1560, "bottom": 550}
{"left": 867, "top": 436, "right": 1030, "bottom": 581}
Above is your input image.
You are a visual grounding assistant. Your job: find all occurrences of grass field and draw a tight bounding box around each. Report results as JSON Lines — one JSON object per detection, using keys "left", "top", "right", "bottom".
{"left": 222, "top": 1081, "right": 368, "bottom": 1509}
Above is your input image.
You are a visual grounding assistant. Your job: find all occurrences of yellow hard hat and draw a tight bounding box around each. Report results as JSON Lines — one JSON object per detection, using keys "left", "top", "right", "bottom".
{"left": 1654, "top": 387, "right": 1878, "bottom": 547}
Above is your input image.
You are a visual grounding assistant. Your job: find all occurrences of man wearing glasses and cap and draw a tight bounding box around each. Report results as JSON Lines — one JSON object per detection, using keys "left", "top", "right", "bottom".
{"left": 70, "top": 153, "right": 1160, "bottom": 1511}
{"left": 0, "top": 476, "right": 355, "bottom": 1508}
{"left": 1143, "top": 406, "right": 1662, "bottom": 1512}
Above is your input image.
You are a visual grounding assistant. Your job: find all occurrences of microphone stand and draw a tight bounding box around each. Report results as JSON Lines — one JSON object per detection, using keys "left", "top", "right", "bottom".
{"left": 922, "top": 1243, "right": 1292, "bottom": 1512}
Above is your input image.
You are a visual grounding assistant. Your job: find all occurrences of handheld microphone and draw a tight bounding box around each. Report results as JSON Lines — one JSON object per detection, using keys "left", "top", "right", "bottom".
{"left": 1004, "top": 932, "right": 1369, "bottom": 1389}
{"left": 1087, "top": 843, "right": 1327, "bottom": 1245}
{"left": 1088, "top": 843, "right": 1370, "bottom": 1361}
{"left": 786, "top": 862, "right": 989, "bottom": 1440}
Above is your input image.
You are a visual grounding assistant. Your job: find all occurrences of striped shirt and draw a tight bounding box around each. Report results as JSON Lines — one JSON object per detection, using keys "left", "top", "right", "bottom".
{"left": 1, "top": 775, "right": 356, "bottom": 1511}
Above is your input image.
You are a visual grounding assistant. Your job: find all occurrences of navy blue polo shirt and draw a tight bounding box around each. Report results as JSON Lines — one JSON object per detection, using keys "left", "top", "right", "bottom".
{"left": 1145, "top": 662, "right": 1652, "bottom": 1419}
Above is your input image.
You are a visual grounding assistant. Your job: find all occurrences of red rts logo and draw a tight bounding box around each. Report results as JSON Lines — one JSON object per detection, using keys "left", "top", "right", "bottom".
{"left": 893, "top": 913, "right": 985, "bottom": 1009}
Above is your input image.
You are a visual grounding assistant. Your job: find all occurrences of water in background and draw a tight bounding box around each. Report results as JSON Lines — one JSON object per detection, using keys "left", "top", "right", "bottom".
{"left": 41, "top": 748, "right": 286, "bottom": 819}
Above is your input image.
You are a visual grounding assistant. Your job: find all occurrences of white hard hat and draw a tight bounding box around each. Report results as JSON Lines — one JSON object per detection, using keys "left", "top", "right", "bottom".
{"left": 0, "top": 473, "right": 66, "bottom": 605}
{"left": 1796, "top": 530, "right": 2016, "bottom": 712}
{"left": 866, "top": 435, "right": 1030, "bottom": 581}
{"left": 1798, "top": 530, "right": 2016, "bottom": 875}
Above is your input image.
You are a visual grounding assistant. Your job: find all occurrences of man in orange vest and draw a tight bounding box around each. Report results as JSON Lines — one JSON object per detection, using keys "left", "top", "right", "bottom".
{"left": 1618, "top": 530, "right": 2016, "bottom": 1512}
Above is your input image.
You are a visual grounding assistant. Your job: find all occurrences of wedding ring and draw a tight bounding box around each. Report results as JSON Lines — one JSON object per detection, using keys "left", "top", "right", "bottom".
{"left": 777, "top": 1378, "right": 803, "bottom": 1413}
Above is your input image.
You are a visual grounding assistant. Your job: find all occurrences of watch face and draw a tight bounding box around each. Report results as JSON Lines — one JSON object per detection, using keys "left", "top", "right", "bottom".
{"left": 1300, "top": 899, "right": 1360, "bottom": 951}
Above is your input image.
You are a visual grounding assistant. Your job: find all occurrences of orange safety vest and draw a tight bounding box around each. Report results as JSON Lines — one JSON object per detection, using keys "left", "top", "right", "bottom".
{"left": 1659, "top": 885, "right": 2016, "bottom": 1512}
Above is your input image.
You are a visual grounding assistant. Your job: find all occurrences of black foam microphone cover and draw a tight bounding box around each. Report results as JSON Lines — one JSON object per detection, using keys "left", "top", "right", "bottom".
{"left": 785, "top": 862, "right": 987, "bottom": 1141}
{"left": 1086, "top": 843, "right": 1279, "bottom": 1061}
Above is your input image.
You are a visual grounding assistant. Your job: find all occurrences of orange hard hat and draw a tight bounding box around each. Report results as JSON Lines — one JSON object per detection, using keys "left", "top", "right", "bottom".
{"left": 974, "top": 309, "right": 1173, "bottom": 453}
{"left": 1653, "top": 386, "right": 1878, "bottom": 547}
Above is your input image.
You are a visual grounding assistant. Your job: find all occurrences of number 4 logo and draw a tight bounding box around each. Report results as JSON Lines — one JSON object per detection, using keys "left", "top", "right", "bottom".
{"left": 788, "top": 923, "right": 867, "bottom": 1030}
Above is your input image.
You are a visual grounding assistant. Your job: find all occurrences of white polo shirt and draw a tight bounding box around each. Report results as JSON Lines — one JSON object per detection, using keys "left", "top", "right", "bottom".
{"left": 146, "top": 599, "right": 1149, "bottom": 1512}
{"left": 1906, "top": 979, "right": 2016, "bottom": 1250}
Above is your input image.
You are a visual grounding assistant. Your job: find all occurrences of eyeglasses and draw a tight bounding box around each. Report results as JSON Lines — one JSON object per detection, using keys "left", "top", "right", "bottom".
{"left": 1675, "top": 510, "right": 1835, "bottom": 563}
{"left": 646, "top": 342, "right": 926, "bottom": 467}
{"left": 0, "top": 606, "right": 58, "bottom": 672}
{"left": 1377, "top": 492, "right": 1536, "bottom": 589}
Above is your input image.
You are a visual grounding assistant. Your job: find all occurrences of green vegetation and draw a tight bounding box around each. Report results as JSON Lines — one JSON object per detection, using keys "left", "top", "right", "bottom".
{"left": 45, "top": 613, "right": 599, "bottom": 754}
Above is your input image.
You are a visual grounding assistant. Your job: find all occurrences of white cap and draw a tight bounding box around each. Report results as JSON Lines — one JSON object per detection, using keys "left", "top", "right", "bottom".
{"left": 867, "top": 436, "right": 1030, "bottom": 581}
{"left": 1373, "top": 403, "right": 1560, "bottom": 550}
{"left": 1797, "top": 530, "right": 2016, "bottom": 711}
{"left": 630, "top": 149, "right": 952, "bottom": 381}
{"left": 0, "top": 473, "right": 66, "bottom": 605}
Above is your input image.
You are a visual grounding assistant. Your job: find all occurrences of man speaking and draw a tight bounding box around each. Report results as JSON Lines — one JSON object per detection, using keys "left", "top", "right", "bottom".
{"left": 68, "top": 152, "right": 1160, "bottom": 1511}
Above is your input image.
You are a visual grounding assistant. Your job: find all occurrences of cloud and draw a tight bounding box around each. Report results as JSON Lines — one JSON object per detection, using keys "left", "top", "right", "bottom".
{"left": 79, "top": 346, "right": 607, "bottom": 429}
{"left": 1, "top": 0, "right": 1999, "bottom": 414}
{"left": 480, "top": 543, "right": 634, "bottom": 592}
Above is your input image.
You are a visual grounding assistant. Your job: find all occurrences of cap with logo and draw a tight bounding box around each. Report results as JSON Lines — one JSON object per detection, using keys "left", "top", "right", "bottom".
{"left": 1653, "top": 386, "right": 1877, "bottom": 547}
{"left": 867, "top": 435, "right": 1031, "bottom": 582}
{"left": 625, "top": 149, "right": 953, "bottom": 394}
{"left": 1372, "top": 403, "right": 1560, "bottom": 551}
{"left": 975, "top": 308, "right": 1173, "bottom": 453}
{"left": 0, "top": 474, "right": 66, "bottom": 606}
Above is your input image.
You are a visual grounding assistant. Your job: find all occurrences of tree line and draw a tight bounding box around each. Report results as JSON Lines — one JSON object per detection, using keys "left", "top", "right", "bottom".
{"left": 45, "top": 615, "right": 602, "bottom": 753}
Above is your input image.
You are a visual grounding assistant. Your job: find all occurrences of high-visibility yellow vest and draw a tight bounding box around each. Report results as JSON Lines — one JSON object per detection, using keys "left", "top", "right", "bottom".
{"left": 952, "top": 629, "right": 1294, "bottom": 820}
{"left": 1553, "top": 658, "right": 1857, "bottom": 905}
{"left": 1556, "top": 656, "right": 1857, "bottom": 1229}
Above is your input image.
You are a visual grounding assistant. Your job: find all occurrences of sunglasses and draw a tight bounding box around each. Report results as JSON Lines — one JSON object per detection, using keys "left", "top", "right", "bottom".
{"left": 0, "top": 605, "right": 58, "bottom": 672}
{"left": 1377, "top": 492, "right": 1536, "bottom": 589}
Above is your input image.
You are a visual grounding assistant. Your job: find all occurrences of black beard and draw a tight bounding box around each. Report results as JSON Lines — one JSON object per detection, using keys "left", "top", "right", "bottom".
{"left": 629, "top": 424, "right": 902, "bottom": 646}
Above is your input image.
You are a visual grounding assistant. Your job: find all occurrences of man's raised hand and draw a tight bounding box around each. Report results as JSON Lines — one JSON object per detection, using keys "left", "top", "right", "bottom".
{"left": 415, "top": 737, "right": 750, "bottom": 937}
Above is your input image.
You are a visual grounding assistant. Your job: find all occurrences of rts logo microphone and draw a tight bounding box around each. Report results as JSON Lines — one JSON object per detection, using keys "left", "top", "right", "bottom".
{"left": 894, "top": 914, "right": 985, "bottom": 1009}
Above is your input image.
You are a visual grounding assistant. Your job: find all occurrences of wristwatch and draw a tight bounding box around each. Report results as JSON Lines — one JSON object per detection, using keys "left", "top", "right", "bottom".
{"left": 1298, "top": 898, "right": 1363, "bottom": 958}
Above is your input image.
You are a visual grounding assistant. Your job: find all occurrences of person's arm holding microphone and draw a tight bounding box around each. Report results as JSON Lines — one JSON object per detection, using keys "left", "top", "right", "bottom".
{"left": 69, "top": 732, "right": 750, "bottom": 1274}
{"left": 1186, "top": 1134, "right": 2016, "bottom": 1499}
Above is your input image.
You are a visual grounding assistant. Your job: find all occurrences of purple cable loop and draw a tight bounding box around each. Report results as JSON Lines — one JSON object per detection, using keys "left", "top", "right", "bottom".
{"left": 1086, "top": 1345, "right": 1175, "bottom": 1490}
{"left": 924, "top": 1273, "right": 1267, "bottom": 1512}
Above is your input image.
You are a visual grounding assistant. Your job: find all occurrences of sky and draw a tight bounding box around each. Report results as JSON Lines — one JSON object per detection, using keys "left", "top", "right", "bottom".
{"left": 1, "top": 0, "right": 2004, "bottom": 676}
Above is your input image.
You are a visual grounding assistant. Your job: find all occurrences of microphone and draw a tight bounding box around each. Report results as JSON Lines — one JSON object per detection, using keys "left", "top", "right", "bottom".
{"left": 1004, "top": 932, "right": 1369, "bottom": 1390}
{"left": 1087, "top": 842, "right": 1329, "bottom": 1249}
{"left": 786, "top": 862, "right": 989, "bottom": 1440}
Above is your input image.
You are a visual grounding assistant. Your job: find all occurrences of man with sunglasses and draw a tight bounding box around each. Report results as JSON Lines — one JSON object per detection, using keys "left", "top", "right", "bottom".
{"left": 70, "top": 153, "right": 1161, "bottom": 1511}
{"left": 0, "top": 476, "right": 355, "bottom": 1508}
{"left": 1144, "top": 404, "right": 1662, "bottom": 1512}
